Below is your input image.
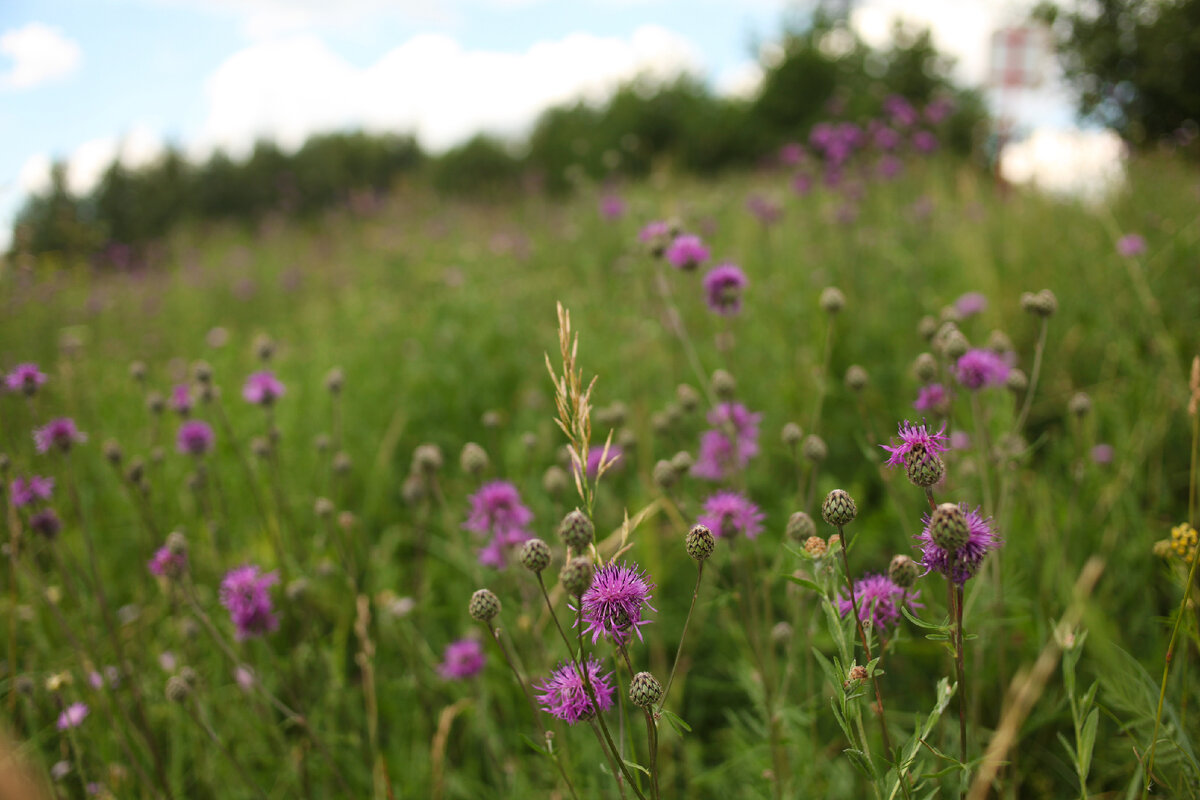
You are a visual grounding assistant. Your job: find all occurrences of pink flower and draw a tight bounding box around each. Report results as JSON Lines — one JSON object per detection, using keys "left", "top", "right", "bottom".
{"left": 34, "top": 418, "right": 86, "bottom": 453}
{"left": 438, "top": 639, "right": 486, "bottom": 680}
{"left": 242, "top": 371, "right": 285, "bottom": 405}
{"left": 665, "top": 235, "right": 709, "bottom": 271}
{"left": 698, "top": 491, "right": 764, "bottom": 540}
{"left": 10, "top": 475, "right": 54, "bottom": 507}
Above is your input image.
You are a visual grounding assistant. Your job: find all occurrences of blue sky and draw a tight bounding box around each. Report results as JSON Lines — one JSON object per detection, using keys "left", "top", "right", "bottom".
{"left": 1, "top": 0, "right": 1085, "bottom": 248}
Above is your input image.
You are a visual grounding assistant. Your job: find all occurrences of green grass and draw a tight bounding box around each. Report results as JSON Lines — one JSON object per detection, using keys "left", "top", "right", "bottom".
{"left": 2, "top": 154, "right": 1199, "bottom": 798}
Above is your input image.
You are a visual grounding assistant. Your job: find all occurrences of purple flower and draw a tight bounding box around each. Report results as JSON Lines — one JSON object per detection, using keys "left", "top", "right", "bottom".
{"left": 703, "top": 263, "right": 748, "bottom": 316}
{"left": 955, "top": 349, "right": 1010, "bottom": 390}
{"left": 913, "top": 384, "right": 950, "bottom": 413}
{"left": 599, "top": 194, "right": 625, "bottom": 221}
{"left": 57, "top": 702, "right": 89, "bottom": 730}
{"left": 692, "top": 403, "right": 761, "bottom": 481}
{"left": 176, "top": 420, "right": 215, "bottom": 456}
{"left": 873, "top": 124, "right": 902, "bottom": 151}
{"left": 535, "top": 657, "right": 615, "bottom": 725}
{"left": 170, "top": 384, "right": 193, "bottom": 415}
{"left": 698, "top": 491, "right": 765, "bottom": 540}
{"left": 881, "top": 420, "right": 949, "bottom": 469}
{"left": 639, "top": 221, "right": 670, "bottom": 243}
{"left": 438, "top": 638, "right": 486, "bottom": 680}
{"left": 950, "top": 431, "right": 971, "bottom": 450}
{"left": 242, "top": 371, "right": 285, "bottom": 406}
{"left": 665, "top": 235, "right": 709, "bottom": 271}
{"left": 746, "top": 194, "right": 782, "bottom": 226}
{"left": 5, "top": 363, "right": 46, "bottom": 395}
{"left": 839, "top": 573, "right": 921, "bottom": 630}
{"left": 877, "top": 155, "right": 903, "bottom": 180}
{"left": 792, "top": 172, "right": 813, "bottom": 196}
{"left": 954, "top": 292, "right": 988, "bottom": 317}
{"left": 912, "top": 130, "right": 939, "bottom": 153}
{"left": 579, "top": 561, "right": 655, "bottom": 644}
{"left": 575, "top": 445, "right": 623, "bottom": 479}
{"left": 916, "top": 504, "right": 1002, "bottom": 585}
{"left": 779, "top": 142, "right": 804, "bottom": 165}
{"left": 924, "top": 97, "right": 955, "bottom": 124}
{"left": 464, "top": 481, "right": 534, "bottom": 568}
{"left": 10, "top": 475, "right": 54, "bottom": 507}
{"left": 148, "top": 546, "right": 187, "bottom": 579}
{"left": 220, "top": 565, "right": 279, "bottom": 640}
{"left": 1091, "top": 443, "right": 1114, "bottom": 464}
{"left": 34, "top": 418, "right": 87, "bottom": 454}
{"left": 1117, "top": 234, "right": 1146, "bottom": 257}
{"left": 29, "top": 508, "right": 61, "bottom": 538}
{"left": 884, "top": 95, "right": 918, "bottom": 127}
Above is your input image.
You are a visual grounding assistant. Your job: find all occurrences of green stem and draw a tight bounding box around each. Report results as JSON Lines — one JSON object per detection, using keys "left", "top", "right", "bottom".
{"left": 658, "top": 563, "right": 703, "bottom": 710}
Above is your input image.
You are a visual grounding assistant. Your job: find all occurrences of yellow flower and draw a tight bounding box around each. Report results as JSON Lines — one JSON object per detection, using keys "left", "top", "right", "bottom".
{"left": 1170, "top": 523, "right": 1198, "bottom": 562}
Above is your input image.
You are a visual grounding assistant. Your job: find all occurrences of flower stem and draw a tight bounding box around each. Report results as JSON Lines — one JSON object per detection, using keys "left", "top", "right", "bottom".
{"left": 658, "top": 562, "right": 703, "bottom": 710}
{"left": 1013, "top": 318, "right": 1048, "bottom": 432}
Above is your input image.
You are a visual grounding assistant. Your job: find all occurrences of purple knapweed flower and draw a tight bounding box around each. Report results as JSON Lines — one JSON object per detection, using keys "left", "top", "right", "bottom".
{"left": 692, "top": 403, "right": 761, "bottom": 481}
{"left": 1117, "top": 234, "right": 1146, "bottom": 257}
{"left": 10, "top": 475, "right": 54, "bottom": 507}
{"left": 703, "top": 263, "right": 748, "bottom": 316}
{"left": 924, "top": 97, "right": 954, "bottom": 124}
{"left": 913, "top": 384, "right": 950, "bottom": 413}
{"left": 464, "top": 481, "right": 534, "bottom": 569}
{"left": 912, "top": 130, "right": 939, "bottom": 153}
{"left": 148, "top": 546, "right": 187, "bottom": 579}
{"left": 746, "top": 194, "right": 782, "bottom": 226}
{"left": 29, "top": 508, "right": 61, "bottom": 538}
{"left": 881, "top": 420, "right": 949, "bottom": 469}
{"left": 1091, "top": 443, "right": 1114, "bottom": 464}
{"left": 665, "top": 234, "right": 709, "bottom": 271}
{"left": 698, "top": 491, "right": 765, "bottom": 540}
{"left": 57, "top": 702, "right": 89, "bottom": 730}
{"left": 639, "top": 221, "right": 670, "bottom": 243}
{"left": 438, "top": 638, "right": 486, "bottom": 680}
{"left": 580, "top": 561, "right": 655, "bottom": 644}
{"left": 916, "top": 504, "right": 1002, "bottom": 585}
{"left": 839, "top": 573, "right": 921, "bottom": 630}
{"left": 220, "top": 565, "right": 280, "bottom": 640}
{"left": 779, "top": 142, "right": 804, "bottom": 166}
{"left": 5, "top": 363, "right": 46, "bottom": 395}
{"left": 954, "top": 292, "right": 988, "bottom": 318}
{"left": 176, "top": 420, "right": 215, "bottom": 456}
{"left": 599, "top": 194, "right": 625, "bottom": 221}
{"left": 242, "top": 371, "right": 285, "bottom": 406}
{"left": 535, "top": 657, "right": 615, "bottom": 725}
{"left": 884, "top": 94, "right": 918, "bottom": 127}
{"left": 34, "top": 418, "right": 87, "bottom": 454}
{"left": 955, "top": 349, "right": 1010, "bottom": 390}
{"left": 170, "top": 384, "right": 193, "bottom": 415}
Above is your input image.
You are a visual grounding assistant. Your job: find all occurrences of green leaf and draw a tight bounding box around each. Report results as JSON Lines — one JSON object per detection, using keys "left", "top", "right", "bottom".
{"left": 622, "top": 759, "right": 651, "bottom": 777}
{"left": 1080, "top": 707, "right": 1099, "bottom": 777}
{"left": 520, "top": 733, "right": 550, "bottom": 756}
{"left": 902, "top": 606, "right": 949, "bottom": 632}
{"left": 844, "top": 747, "right": 876, "bottom": 779}
{"left": 784, "top": 574, "right": 823, "bottom": 594}
{"left": 660, "top": 708, "right": 692, "bottom": 735}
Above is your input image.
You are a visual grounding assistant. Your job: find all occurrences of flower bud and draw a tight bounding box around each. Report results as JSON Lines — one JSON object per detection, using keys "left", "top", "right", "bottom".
{"left": 781, "top": 422, "right": 803, "bottom": 447}
{"left": 1068, "top": 392, "right": 1091, "bottom": 418}
{"left": 844, "top": 365, "right": 868, "bottom": 393}
{"left": 146, "top": 392, "right": 165, "bottom": 415}
{"left": 103, "top": 439, "right": 123, "bottom": 465}
{"left": 629, "top": 671, "right": 663, "bottom": 708}
{"left": 821, "top": 489, "right": 857, "bottom": 527}
{"left": 559, "top": 558, "right": 594, "bottom": 596}
{"left": 314, "top": 497, "right": 335, "bottom": 518}
{"left": 460, "top": 442, "right": 489, "bottom": 476}
{"left": 820, "top": 286, "right": 845, "bottom": 314}
{"left": 670, "top": 450, "right": 694, "bottom": 475}
{"left": 803, "top": 536, "right": 827, "bottom": 557}
{"left": 685, "top": 524, "right": 715, "bottom": 561}
{"left": 558, "top": 509, "right": 594, "bottom": 551}
{"left": 324, "top": 367, "right": 344, "bottom": 394}
{"left": 676, "top": 383, "right": 700, "bottom": 413}
{"left": 652, "top": 460, "right": 677, "bottom": 491}
{"left": 802, "top": 435, "right": 827, "bottom": 463}
{"left": 481, "top": 410, "right": 502, "bottom": 429}
{"left": 1005, "top": 369, "right": 1028, "bottom": 393}
{"left": 943, "top": 330, "right": 970, "bottom": 361}
{"left": 786, "top": 511, "right": 816, "bottom": 542}
{"left": 468, "top": 589, "right": 501, "bottom": 622}
{"left": 987, "top": 330, "right": 1012, "bottom": 354}
{"left": 888, "top": 554, "right": 918, "bottom": 588}
{"left": 917, "top": 315, "right": 938, "bottom": 341}
{"left": 519, "top": 539, "right": 551, "bottom": 573}
{"left": 930, "top": 503, "right": 968, "bottom": 553}
{"left": 165, "top": 675, "right": 191, "bottom": 703}
{"left": 845, "top": 665, "right": 868, "bottom": 687}
{"left": 711, "top": 369, "right": 736, "bottom": 401}
{"left": 904, "top": 448, "right": 945, "bottom": 488}
{"left": 130, "top": 361, "right": 147, "bottom": 382}
{"left": 542, "top": 465, "right": 568, "bottom": 497}
{"left": 253, "top": 334, "right": 274, "bottom": 361}
{"left": 193, "top": 361, "right": 213, "bottom": 384}
{"left": 332, "top": 451, "right": 353, "bottom": 475}
{"left": 1020, "top": 289, "right": 1057, "bottom": 317}
{"left": 412, "top": 444, "right": 444, "bottom": 475}
{"left": 913, "top": 353, "right": 938, "bottom": 384}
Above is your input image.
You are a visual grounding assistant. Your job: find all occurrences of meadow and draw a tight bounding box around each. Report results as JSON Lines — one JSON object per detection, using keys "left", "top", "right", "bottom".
{"left": 1, "top": 138, "right": 1199, "bottom": 799}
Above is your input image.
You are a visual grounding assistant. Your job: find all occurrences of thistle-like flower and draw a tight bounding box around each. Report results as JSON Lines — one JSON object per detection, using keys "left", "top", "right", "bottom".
{"left": 916, "top": 503, "right": 1002, "bottom": 584}
{"left": 698, "top": 491, "right": 765, "bottom": 540}
{"left": 5, "top": 363, "right": 46, "bottom": 395}
{"left": 838, "top": 573, "right": 920, "bottom": 630}
{"left": 579, "top": 561, "right": 655, "bottom": 644}
{"left": 438, "top": 639, "right": 486, "bottom": 680}
{"left": 464, "top": 481, "right": 534, "bottom": 568}
{"left": 219, "top": 565, "right": 280, "bottom": 640}
{"left": 34, "top": 418, "right": 87, "bottom": 454}
{"left": 535, "top": 657, "right": 615, "bottom": 724}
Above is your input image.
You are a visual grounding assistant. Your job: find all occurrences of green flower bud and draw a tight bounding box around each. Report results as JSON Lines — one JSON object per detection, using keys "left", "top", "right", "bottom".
{"left": 519, "top": 539, "right": 552, "bottom": 573}
{"left": 558, "top": 509, "right": 594, "bottom": 551}
{"left": 629, "top": 671, "right": 663, "bottom": 708}
{"left": 930, "top": 503, "right": 968, "bottom": 553}
{"left": 786, "top": 511, "right": 816, "bottom": 542}
{"left": 821, "top": 489, "right": 857, "bottom": 527}
{"left": 560, "top": 558, "right": 594, "bottom": 596}
{"left": 685, "top": 524, "right": 715, "bottom": 561}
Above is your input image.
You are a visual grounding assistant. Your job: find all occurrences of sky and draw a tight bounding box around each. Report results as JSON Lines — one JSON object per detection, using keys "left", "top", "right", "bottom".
{"left": 0, "top": 0, "right": 1100, "bottom": 250}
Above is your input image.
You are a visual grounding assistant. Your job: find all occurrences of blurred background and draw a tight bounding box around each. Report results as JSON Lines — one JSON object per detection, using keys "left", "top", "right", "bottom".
{"left": 3, "top": 0, "right": 1194, "bottom": 266}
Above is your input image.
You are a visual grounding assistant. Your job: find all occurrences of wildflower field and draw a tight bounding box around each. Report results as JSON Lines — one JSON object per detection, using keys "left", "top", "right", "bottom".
{"left": 2, "top": 142, "right": 1200, "bottom": 799}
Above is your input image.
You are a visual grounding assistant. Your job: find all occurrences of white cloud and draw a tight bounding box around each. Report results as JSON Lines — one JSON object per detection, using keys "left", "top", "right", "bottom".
{"left": 0, "top": 22, "right": 82, "bottom": 90}
{"left": 715, "top": 60, "right": 763, "bottom": 100}
{"left": 1000, "top": 127, "right": 1126, "bottom": 200}
{"left": 17, "top": 153, "right": 52, "bottom": 195}
{"left": 193, "top": 25, "right": 702, "bottom": 157}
